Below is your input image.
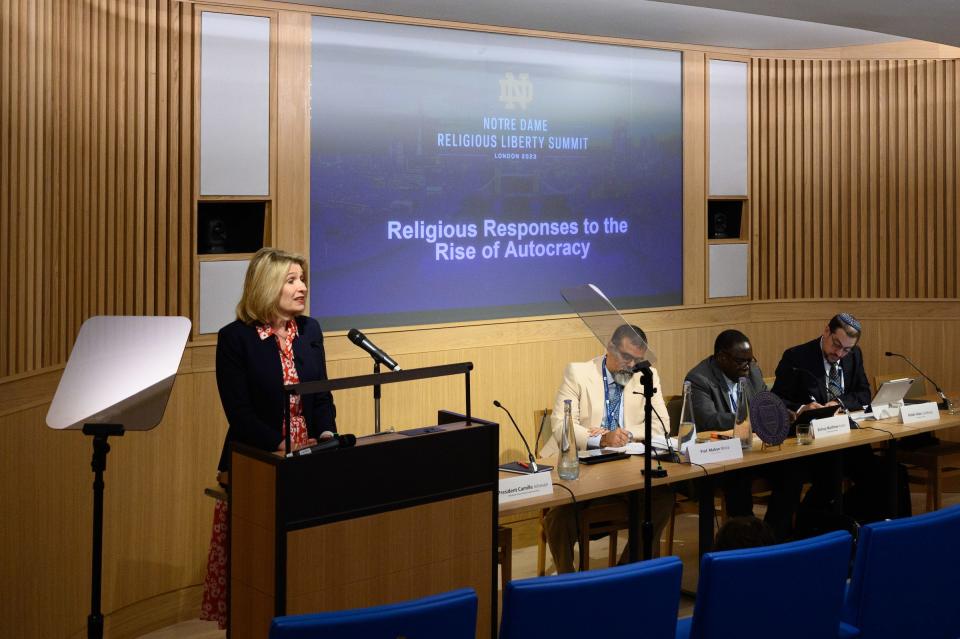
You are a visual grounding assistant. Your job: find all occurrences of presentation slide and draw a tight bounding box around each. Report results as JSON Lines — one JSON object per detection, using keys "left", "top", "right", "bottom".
{"left": 310, "top": 17, "right": 683, "bottom": 330}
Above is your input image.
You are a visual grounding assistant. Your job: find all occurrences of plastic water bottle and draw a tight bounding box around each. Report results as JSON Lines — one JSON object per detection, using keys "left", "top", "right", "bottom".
{"left": 557, "top": 399, "right": 580, "bottom": 480}
{"left": 677, "top": 380, "right": 697, "bottom": 447}
{"left": 735, "top": 377, "right": 752, "bottom": 449}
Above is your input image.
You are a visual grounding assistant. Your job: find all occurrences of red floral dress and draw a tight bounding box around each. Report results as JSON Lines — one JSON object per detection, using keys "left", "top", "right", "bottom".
{"left": 200, "top": 320, "right": 308, "bottom": 628}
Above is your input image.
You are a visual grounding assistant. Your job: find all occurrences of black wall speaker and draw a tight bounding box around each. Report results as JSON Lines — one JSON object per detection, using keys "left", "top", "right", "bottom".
{"left": 707, "top": 199, "right": 743, "bottom": 240}
{"left": 197, "top": 201, "right": 266, "bottom": 254}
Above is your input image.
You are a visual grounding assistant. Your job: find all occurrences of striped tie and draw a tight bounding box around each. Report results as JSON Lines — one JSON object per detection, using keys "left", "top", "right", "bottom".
{"left": 607, "top": 380, "right": 623, "bottom": 428}
{"left": 828, "top": 363, "right": 843, "bottom": 400}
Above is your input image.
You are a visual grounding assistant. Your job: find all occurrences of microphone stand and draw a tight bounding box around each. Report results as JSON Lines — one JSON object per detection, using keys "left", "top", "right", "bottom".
{"left": 493, "top": 400, "right": 550, "bottom": 473}
{"left": 886, "top": 352, "right": 957, "bottom": 413}
{"left": 792, "top": 365, "right": 859, "bottom": 428}
{"left": 636, "top": 364, "right": 665, "bottom": 561}
{"left": 373, "top": 361, "right": 382, "bottom": 434}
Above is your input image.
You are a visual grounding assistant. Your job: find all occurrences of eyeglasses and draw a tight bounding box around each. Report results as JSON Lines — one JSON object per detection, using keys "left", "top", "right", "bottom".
{"left": 721, "top": 351, "right": 756, "bottom": 367}
{"left": 610, "top": 347, "right": 647, "bottom": 367}
{"left": 829, "top": 335, "right": 855, "bottom": 355}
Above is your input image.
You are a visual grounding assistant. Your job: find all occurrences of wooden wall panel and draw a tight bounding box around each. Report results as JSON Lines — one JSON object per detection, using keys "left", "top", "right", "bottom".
{"left": 3, "top": 0, "right": 960, "bottom": 636}
{"left": 3, "top": 300, "right": 960, "bottom": 638}
{"left": 683, "top": 50, "right": 707, "bottom": 304}
{"left": 0, "top": 0, "right": 194, "bottom": 379}
{"left": 752, "top": 57, "right": 960, "bottom": 299}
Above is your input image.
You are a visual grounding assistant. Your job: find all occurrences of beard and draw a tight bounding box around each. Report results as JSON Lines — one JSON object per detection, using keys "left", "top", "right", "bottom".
{"left": 613, "top": 370, "right": 634, "bottom": 386}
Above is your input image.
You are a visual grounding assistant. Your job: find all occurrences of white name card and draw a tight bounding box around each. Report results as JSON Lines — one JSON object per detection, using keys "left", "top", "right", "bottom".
{"left": 900, "top": 402, "right": 940, "bottom": 425}
{"left": 498, "top": 471, "right": 554, "bottom": 505}
{"left": 811, "top": 414, "right": 850, "bottom": 439}
{"left": 686, "top": 439, "right": 743, "bottom": 465}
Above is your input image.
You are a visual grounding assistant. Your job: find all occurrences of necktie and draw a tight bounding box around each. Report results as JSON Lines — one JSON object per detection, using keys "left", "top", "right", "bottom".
{"left": 607, "top": 380, "right": 623, "bottom": 428}
{"left": 828, "top": 363, "right": 843, "bottom": 400}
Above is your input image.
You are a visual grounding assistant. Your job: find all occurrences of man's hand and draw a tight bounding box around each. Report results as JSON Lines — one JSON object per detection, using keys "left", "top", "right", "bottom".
{"left": 797, "top": 401, "right": 824, "bottom": 415}
{"left": 599, "top": 428, "right": 629, "bottom": 447}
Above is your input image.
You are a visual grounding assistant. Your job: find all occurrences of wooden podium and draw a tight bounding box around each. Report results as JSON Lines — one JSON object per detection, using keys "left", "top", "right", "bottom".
{"left": 229, "top": 411, "right": 499, "bottom": 639}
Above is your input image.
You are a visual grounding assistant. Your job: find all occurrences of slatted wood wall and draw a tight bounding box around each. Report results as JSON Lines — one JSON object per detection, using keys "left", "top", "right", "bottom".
{"left": 3, "top": 2, "right": 960, "bottom": 636}
{"left": 0, "top": 0, "right": 194, "bottom": 379}
{"left": 751, "top": 58, "right": 960, "bottom": 299}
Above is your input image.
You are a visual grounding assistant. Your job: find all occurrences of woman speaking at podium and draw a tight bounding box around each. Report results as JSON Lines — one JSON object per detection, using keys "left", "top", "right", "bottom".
{"left": 201, "top": 247, "right": 338, "bottom": 628}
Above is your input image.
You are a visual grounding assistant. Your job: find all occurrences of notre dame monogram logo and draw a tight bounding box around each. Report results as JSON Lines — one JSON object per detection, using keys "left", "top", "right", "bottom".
{"left": 499, "top": 72, "right": 533, "bottom": 110}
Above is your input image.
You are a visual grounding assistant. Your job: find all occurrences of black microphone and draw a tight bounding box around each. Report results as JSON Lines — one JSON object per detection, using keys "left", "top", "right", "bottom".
{"left": 493, "top": 400, "right": 539, "bottom": 473}
{"left": 791, "top": 365, "right": 850, "bottom": 410}
{"left": 885, "top": 351, "right": 952, "bottom": 410}
{"left": 792, "top": 366, "right": 857, "bottom": 427}
{"left": 651, "top": 405, "right": 676, "bottom": 466}
{"left": 290, "top": 433, "right": 356, "bottom": 456}
{"left": 628, "top": 388, "right": 674, "bottom": 463}
{"left": 347, "top": 329, "right": 401, "bottom": 371}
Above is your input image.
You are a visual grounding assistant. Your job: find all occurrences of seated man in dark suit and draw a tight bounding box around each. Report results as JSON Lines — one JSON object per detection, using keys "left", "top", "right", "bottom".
{"left": 686, "top": 329, "right": 802, "bottom": 540}
{"left": 771, "top": 313, "right": 871, "bottom": 416}
{"left": 772, "top": 313, "right": 909, "bottom": 524}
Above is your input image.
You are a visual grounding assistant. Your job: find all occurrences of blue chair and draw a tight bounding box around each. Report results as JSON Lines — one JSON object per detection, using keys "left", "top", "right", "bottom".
{"left": 268, "top": 587, "right": 477, "bottom": 639}
{"left": 500, "top": 556, "right": 683, "bottom": 639}
{"left": 677, "top": 531, "right": 852, "bottom": 639}
{"left": 841, "top": 504, "right": 960, "bottom": 638}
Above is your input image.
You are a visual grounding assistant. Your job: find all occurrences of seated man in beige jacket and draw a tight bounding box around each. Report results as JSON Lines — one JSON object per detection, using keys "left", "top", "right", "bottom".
{"left": 541, "top": 323, "right": 674, "bottom": 573}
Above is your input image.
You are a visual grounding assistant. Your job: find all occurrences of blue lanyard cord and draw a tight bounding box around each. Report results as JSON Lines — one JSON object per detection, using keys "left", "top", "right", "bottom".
{"left": 602, "top": 356, "right": 622, "bottom": 429}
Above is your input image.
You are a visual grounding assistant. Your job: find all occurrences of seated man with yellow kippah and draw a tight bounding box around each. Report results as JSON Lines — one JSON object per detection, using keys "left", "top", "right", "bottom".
{"left": 772, "top": 313, "right": 910, "bottom": 526}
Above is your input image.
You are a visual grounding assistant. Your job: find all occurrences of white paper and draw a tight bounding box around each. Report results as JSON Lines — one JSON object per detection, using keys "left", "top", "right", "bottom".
{"left": 650, "top": 434, "right": 694, "bottom": 456}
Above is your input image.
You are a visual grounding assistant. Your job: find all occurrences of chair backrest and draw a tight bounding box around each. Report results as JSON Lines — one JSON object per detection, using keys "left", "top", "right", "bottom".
{"left": 533, "top": 408, "right": 553, "bottom": 457}
{"left": 688, "top": 531, "right": 852, "bottom": 639}
{"left": 499, "top": 556, "right": 682, "bottom": 639}
{"left": 842, "top": 504, "right": 960, "bottom": 638}
{"left": 665, "top": 394, "right": 682, "bottom": 436}
{"left": 268, "top": 588, "right": 477, "bottom": 639}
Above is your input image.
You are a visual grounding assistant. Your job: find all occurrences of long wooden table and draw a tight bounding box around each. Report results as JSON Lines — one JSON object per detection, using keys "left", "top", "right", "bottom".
{"left": 500, "top": 410, "right": 960, "bottom": 557}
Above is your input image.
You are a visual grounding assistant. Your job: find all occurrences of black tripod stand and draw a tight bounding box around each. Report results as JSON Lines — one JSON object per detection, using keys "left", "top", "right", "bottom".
{"left": 637, "top": 366, "right": 666, "bottom": 560}
{"left": 82, "top": 423, "right": 125, "bottom": 639}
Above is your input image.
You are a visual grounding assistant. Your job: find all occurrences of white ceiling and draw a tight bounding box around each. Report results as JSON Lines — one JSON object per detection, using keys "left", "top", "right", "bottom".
{"left": 285, "top": 0, "right": 934, "bottom": 50}
{"left": 654, "top": 0, "right": 960, "bottom": 48}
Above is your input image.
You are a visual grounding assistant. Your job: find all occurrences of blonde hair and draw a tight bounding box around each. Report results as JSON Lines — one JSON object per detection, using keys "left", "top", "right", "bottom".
{"left": 236, "top": 247, "right": 308, "bottom": 325}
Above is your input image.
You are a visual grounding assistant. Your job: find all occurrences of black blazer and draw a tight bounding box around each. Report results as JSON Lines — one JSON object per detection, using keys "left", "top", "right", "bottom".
{"left": 684, "top": 356, "right": 766, "bottom": 432}
{"left": 216, "top": 316, "right": 337, "bottom": 471}
{"left": 771, "top": 337, "right": 871, "bottom": 412}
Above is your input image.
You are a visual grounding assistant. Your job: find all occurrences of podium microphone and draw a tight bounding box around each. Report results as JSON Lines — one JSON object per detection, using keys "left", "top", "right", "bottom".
{"left": 347, "top": 329, "right": 401, "bottom": 371}
{"left": 792, "top": 366, "right": 857, "bottom": 427}
{"left": 493, "top": 400, "right": 539, "bottom": 473}
{"left": 885, "top": 351, "right": 954, "bottom": 411}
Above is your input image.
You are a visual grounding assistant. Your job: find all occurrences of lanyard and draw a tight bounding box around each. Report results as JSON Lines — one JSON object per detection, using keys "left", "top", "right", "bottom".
{"left": 602, "top": 356, "right": 622, "bottom": 429}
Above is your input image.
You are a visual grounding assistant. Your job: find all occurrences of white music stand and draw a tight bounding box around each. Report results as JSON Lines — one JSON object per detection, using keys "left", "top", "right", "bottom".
{"left": 46, "top": 316, "right": 191, "bottom": 639}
